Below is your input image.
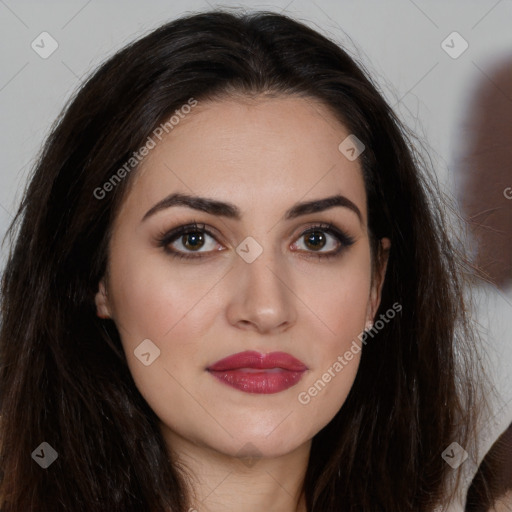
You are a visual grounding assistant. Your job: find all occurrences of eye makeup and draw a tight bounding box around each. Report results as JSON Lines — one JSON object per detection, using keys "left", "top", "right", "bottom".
{"left": 155, "top": 221, "right": 356, "bottom": 261}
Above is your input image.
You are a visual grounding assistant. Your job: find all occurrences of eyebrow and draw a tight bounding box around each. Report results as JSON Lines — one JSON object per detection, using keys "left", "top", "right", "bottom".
{"left": 141, "top": 192, "right": 363, "bottom": 224}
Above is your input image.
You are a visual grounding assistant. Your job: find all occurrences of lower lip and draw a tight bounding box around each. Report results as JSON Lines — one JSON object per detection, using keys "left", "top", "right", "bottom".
{"left": 208, "top": 368, "right": 306, "bottom": 394}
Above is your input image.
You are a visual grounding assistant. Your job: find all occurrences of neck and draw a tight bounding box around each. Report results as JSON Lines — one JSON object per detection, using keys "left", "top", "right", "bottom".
{"left": 162, "top": 427, "right": 310, "bottom": 512}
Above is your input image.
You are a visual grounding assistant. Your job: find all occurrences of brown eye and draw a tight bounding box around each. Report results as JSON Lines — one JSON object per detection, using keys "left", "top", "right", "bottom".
{"left": 181, "top": 232, "right": 206, "bottom": 251}
{"left": 294, "top": 228, "right": 340, "bottom": 253}
{"left": 291, "top": 223, "right": 355, "bottom": 260}
{"left": 303, "top": 231, "right": 327, "bottom": 251}
{"left": 156, "top": 222, "right": 223, "bottom": 260}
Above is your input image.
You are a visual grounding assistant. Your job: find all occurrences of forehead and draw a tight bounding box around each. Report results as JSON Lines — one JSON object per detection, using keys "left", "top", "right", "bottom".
{"left": 117, "top": 95, "right": 367, "bottom": 225}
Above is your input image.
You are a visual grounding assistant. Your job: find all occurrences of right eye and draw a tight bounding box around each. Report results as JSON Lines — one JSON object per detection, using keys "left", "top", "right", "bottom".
{"left": 156, "top": 222, "right": 224, "bottom": 260}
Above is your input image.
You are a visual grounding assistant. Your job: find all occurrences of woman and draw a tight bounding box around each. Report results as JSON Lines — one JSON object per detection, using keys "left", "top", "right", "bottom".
{"left": 0, "top": 9, "right": 492, "bottom": 512}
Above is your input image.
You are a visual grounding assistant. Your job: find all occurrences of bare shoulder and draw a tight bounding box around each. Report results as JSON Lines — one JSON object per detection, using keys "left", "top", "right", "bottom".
{"left": 492, "top": 491, "right": 512, "bottom": 512}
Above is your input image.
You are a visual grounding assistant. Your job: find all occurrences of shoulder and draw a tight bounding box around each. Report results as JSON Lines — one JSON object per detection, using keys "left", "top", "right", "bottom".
{"left": 491, "top": 491, "right": 512, "bottom": 512}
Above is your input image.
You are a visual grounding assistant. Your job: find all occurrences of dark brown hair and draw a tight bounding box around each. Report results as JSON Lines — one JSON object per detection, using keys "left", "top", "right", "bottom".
{"left": 0, "top": 8, "right": 490, "bottom": 511}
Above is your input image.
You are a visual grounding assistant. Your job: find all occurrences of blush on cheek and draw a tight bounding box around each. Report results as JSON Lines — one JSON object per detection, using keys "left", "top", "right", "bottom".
{"left": 317, "top": 290, "right": 369, "bottom": 340}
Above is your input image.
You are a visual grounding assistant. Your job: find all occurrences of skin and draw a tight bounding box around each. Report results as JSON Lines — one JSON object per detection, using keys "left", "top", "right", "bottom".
{"left": 493, "top": 492, "right": 512, "bottom": 512}
{"left": 95, "top": 95, "right": 390, "bottom": 512}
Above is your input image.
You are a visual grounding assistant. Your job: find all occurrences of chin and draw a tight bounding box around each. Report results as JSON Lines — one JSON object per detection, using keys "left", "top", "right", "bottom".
{"left": 223, "top": 424, "right": 312, "bottom": 459}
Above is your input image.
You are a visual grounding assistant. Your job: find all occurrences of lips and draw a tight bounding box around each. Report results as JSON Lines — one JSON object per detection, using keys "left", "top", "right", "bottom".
{"left": 207, "top": 350, "right": 308, "bottom": 394}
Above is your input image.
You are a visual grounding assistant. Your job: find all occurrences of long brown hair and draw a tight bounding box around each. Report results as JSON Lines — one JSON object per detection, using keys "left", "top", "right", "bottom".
{"left": 0, "top": 9, "right": 490, "bottom": 511}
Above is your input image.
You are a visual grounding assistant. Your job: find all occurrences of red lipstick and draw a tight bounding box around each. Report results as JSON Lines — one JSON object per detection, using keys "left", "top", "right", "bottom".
{"left": 207, "top": 350, "right": 308, "bottom": 394}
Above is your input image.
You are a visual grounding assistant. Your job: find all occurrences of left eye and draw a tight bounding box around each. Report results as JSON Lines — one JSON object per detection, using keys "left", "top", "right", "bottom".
{"left": 292, "top": 228, "right": 341, "bottom": 253}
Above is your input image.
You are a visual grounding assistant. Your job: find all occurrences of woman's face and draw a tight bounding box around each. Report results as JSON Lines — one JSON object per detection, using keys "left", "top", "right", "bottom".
{"left": 95, "top": 95, "right": 389, "bottom": 459}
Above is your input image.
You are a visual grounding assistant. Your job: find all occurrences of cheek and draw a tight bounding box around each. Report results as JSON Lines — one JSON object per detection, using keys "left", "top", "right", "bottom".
{"left": 104, "top": 247, "right": 223, "bottom": 427}
{"left": 107, "top": 244, "right": 222, "bottom": 342}
{"left": 295, "top": 249, "right": 372, "bottom": 343}
{"left": 105, "top": 245, "right": 224, "bottom": 394}
{"left": 292, "top": 252, "right": 370, "bottom": 421}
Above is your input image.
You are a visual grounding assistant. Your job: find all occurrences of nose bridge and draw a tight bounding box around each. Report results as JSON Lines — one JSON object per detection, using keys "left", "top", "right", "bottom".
{"left": 244, "top": 243, "right": 284, "bottom": 295}
{"left": 227, "top": 234, "right": 296, "bottom": 332}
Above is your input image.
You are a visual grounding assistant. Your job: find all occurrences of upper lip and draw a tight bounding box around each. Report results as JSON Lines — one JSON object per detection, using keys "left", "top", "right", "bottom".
{"left": 207, "top": 350, "right": 308, "bottom": 372}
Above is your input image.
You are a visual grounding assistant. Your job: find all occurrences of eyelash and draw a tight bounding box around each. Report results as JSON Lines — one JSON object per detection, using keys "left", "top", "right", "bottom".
{"left": 155, "top": 221, "right": 355, "bottom": 261}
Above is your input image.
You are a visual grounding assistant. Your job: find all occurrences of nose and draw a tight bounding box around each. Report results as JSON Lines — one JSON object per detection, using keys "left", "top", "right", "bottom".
{"left": 225, "top": 245, "right": 297, "bottom": 334}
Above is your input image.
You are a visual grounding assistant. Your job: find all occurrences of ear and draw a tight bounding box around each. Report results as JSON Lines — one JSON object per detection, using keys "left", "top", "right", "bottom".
{"left": 366, "top": 237, "right": 391, "bottom": 324}
{"left": 94, "top": 278, "right": 111, "bottom": 319}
